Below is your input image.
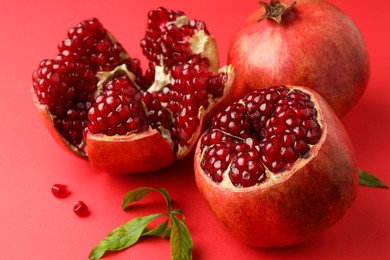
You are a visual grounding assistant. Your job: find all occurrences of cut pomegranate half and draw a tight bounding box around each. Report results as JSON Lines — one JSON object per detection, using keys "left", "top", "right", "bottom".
{"left": 32, "top": 9, "right": 234, "bottom": 174}
{"left": 194, "top": 85, "right": 358, "bottom": 247}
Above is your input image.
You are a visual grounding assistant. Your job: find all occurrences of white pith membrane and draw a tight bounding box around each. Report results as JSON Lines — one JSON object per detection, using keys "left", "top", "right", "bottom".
{"left": 199, "top": 86, "right": 326, "bottom": 189}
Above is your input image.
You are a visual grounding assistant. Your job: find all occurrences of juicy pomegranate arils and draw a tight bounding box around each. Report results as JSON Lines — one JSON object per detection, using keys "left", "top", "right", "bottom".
{"left": 32, "top": 9, "right": 234, "bottom": 174}
{"left": 194, "top": 85, "right": 358, "bottom": 247}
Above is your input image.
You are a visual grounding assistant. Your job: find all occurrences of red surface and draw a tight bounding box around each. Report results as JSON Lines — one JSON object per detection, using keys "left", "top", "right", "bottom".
{"left": 1, "top": 0, "right": 389, "bottom": 259}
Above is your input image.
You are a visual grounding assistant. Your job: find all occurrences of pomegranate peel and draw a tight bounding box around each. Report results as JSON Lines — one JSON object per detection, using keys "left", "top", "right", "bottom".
{"left": 194, "top": 85, "right": 358, "bottom": 247}
{"left": 33, "top": 92, "right": 87, "bottom": 158}
{"left": 86, "top": 128, "right": 174, "bottom": 174}
{"left": 228, "top": 0, "right": 369, "bottom": 117}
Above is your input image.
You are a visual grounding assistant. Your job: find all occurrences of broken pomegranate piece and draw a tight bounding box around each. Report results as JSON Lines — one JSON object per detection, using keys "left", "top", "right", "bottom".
{"left": 32, "top": 9, "right": 234, "bottom": 174}
{"left": 194, "top": 85, "right": 358, "bottom": 247}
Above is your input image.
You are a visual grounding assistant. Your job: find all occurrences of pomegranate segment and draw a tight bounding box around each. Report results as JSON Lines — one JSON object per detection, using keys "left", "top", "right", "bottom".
{"left": 57, "top": 18, "right": 145, "bottom": 88}
{"left": 32, "top": 59, "right": 97, "bottom": 155}
{"left": 141, "top": 7, "right": 219, "bottom": 84}
{"left": 194, "top": 85, "right": 358, "bottom": 247}
{"left": 88, "top": 66, "right": 148, "bottom": 136}
{"left": 32, "top": 8, "right": 233, "bottom": 174}
{"left": 200, "top": 85, "right": 322, "bottom": 187}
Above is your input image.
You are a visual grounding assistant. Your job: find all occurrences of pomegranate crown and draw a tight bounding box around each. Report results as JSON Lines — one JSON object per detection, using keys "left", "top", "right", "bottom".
{"left": 258, "top": 0, "right": 297, "bottom": 23}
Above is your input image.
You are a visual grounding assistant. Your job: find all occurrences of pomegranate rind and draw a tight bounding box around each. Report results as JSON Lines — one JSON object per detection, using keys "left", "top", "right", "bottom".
{"left": 194, "top": 86, "right": 358, "bottom": 247}
{"left": 86, "top": 128, "right": 174, "bottom": 174}
{"left": 32, "top": 90, "right": 87, "bottom": 158}
{"left": 227, "top": 0, "right": 369, "bottom": 117}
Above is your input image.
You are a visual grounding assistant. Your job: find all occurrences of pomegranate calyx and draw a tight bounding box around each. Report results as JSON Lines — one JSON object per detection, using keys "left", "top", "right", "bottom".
{"left": 257, "top": 0, "right": 297, "bottom": 23}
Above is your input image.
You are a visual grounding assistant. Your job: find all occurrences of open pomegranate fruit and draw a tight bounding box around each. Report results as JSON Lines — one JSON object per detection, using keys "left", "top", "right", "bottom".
{"left": 227, "top": 0, "right": 369, "bottom": 117}
{"left": 194, "top": 85, "right": 358, "bottom": 247}
{"left": 32, "top": 8, "right": 234, "bottom": 174}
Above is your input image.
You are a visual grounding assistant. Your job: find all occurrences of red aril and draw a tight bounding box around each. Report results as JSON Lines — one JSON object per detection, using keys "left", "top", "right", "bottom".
{"left": 73, "top": 200, "right": 89, "bottom": 217}
{"left": 32, "top": 9, "right": 234, "bottom": 174}
{"left": 194, "top": 85, "right": 358, "bottom": 247}
{"left": 227, "top": 0, "right": 369, "bottom": 117}
{"left": 51, "top": 184, "right": 70, "bottom": 198}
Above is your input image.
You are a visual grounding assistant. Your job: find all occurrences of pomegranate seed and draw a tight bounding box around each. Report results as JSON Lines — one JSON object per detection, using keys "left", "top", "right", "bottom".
{"left": 73, "top": 200, "right": 89, "bottom": 217}
{"left": 51, "top": 184, "right": 70, "bottom": 198}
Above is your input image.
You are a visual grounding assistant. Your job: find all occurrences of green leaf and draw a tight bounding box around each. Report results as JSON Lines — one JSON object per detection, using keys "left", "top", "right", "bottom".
{"left": 358, "top": 168, "right": 388, "bottom": 188}
{"left": 122, "top": 187, "right": 172, "bottom": 211}
{"left": 142, "top": 219, "right": 171, "bottom": 238}
{"left": 170, "top": 215, "right": 193, "bottom": 260}
{"left": 89, "top": 214, "right": 163, "bottom": 259}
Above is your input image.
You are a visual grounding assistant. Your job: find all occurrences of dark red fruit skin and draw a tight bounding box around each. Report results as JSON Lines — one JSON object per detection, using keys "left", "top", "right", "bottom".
{"left": 194, "top": 86, "right": 358, "bottom": 247}
{"left": 32, "top": 93, "right": 87, "bottom": 157}
{"left": 228, "top": 0, "right": 369, "bottom": 117}
{"left": 86, "top": 128, "right": 175, "bottom": 174}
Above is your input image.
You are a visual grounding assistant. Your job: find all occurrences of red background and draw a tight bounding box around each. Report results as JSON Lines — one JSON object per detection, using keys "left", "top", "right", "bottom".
{"left": 1, "top": 0, "right": 389, "bottom": 259}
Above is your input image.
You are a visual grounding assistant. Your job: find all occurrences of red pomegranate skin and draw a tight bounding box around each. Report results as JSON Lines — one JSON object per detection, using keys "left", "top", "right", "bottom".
{"left": 228, "top": 0, "right": 369, "bottom": 117}
{"left": 86, "top": 128, "right": 175, "bottom": 174}
{"left": 194, "top": 86, "right": 358, "bottom": 247}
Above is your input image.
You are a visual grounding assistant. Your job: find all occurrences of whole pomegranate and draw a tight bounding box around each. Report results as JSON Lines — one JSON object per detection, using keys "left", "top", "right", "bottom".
{"left": 227, "top": 0, "right": 369, "bottom": 117}
{"left": 32, "top": 9, "right": 234, "bottom": 174}
{"left": 194, "top": 85, "right": 358, "bottom": 247}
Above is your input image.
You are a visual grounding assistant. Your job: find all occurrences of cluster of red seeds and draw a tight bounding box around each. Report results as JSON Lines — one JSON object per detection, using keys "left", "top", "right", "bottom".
{"left": 32, "top": 18, "right": 144, "bottom": 148}
{"left": 32, "top": 60, "right": 97, "bottom": 147}
{"left": 201, "top": 86, "right": 323, "bottom": 187}
{"left": 57, "top": 18, "right": 144, "bottom": 86}
{"left": 141, "top": 7, "right": 209, "bottom": 68}
{"left": 87, "top": 74, "right": 148, "bottom": 135}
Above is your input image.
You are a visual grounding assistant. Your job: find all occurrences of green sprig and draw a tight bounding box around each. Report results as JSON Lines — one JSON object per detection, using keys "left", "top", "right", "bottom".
{"left": 358, "top": 168, "right": 388, "bottom": 188}
{"left": 89, "top": 187, "right": 193, "bottom": 259}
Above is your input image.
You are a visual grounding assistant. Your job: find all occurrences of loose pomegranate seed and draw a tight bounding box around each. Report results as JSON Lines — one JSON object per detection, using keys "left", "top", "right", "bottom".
{"left": 200, "top": 85, "right": 323, "bottom": 187}
{"left": 73, "top": 200, "right": 89, "bottom": 217}
{"left": 51, "top": 184, "right": 70, "bottom": 198}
